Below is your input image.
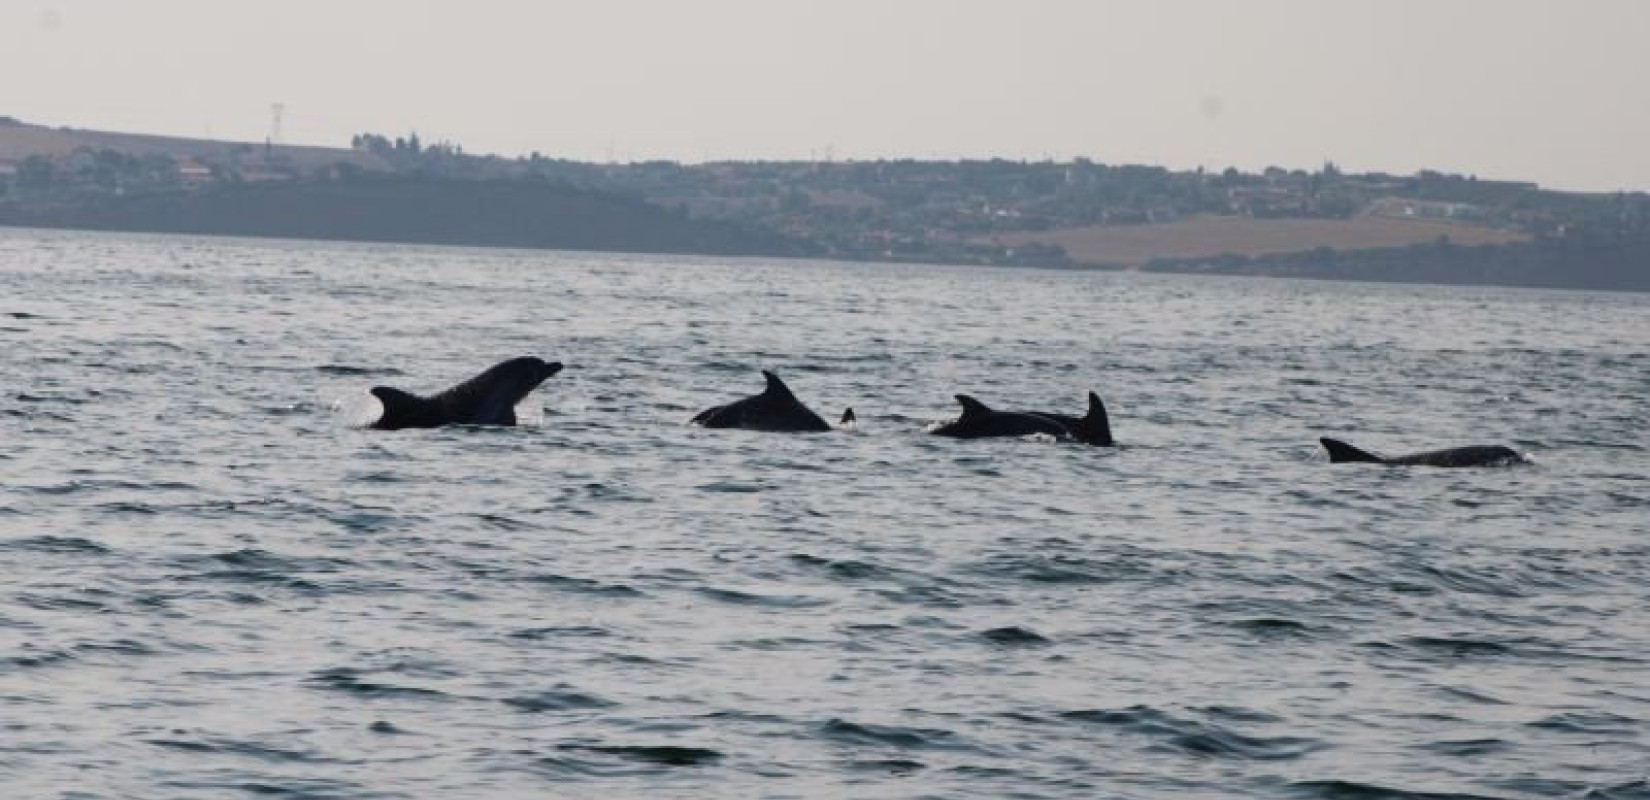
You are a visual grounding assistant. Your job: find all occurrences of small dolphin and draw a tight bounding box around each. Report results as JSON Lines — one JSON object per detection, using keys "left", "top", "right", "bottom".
{"left": 931, "top": 392, "right": 1114, "bottom": 446}
{"left": 1319, "top": 437, "right": 1525, "bottom": 468}
{"left": 370, "top": 356, "right": 562, "bottom": 430}
{"left": 691, "top": 370, "right": 837, "bottom": 432}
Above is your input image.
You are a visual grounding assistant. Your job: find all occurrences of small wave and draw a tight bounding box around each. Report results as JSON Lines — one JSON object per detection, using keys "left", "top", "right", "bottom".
{"left": 304, "top": 667, "right": 451, "bottom": 701}
{"left": 694, "top": 480, "right": 770, "bottom": 493}
{"left": 503, "top": 685, "right": 616, "bottom": 712}
{"left": 1434, "top": 686, "right": 1510, "bottom": 706}
{"left": 509, "top": 625, "right": 612, "bottom": 640}
{"left": 1526, "top": 711, "right": 1642, "bottom": 736}
{"left": 0, "top": 535, "right": 110, "bottom": 555}
{"left": 1418, "top": 738, "right": 1512, "bottom": 757}
{"left": 1234, "top": 617, "right": 1318, "bottom": 637}
{"left": 1416, "top": 565, "right": 1531, "bottom": 598}
{"left": 789, "top": 553, "right": 903, "bottom": 582}
{"left": 315, "top": 364, "right": 405, "bottom": 377}
{"left": 15, "top": 392, "right": 86, "bottom": 405}
{"left": 74, "top": 638, "right": 160, "bottom": 657}
{"left": 1378, "top": 636, "right": 1516, "bottom": 659}
{"left": 695, "top": 586, "right": 832, "bottom": 608}
{"left": 555, "top": 743, "right": 723, "bottom": 766}
{"left": 967, "top": 552, "right": 1138, "bottom": 584}
{"left": 2, "top": 648, "right": 77, "bottom": 671}
{"left": 980, "top": 626, "right": 1052, "bottom": 647}
{"left": 16, "top": 593, "right": 107, "bottom": 612}
{"left": 873, "top": 583, "right": 972, "bottom": 608}
{"left": 522, "top": 573, "right": 644, "bottom": 598}
{"left": 475, "top": 513, "right": 537, "bottom": 532}
{"left": 842, "top": 758, "right": 926, "bottom": 774}
{"left": 155, "top": 776, "right": 375, "bottom": 799}
{"left": 1061, "top": 705, "right": 1322, "bottom": 761}
{"left": 818, "top": 719, "right": 971, "bottom": 751}
{"left": 1284, "top": 779, "right": 1507, "bottom": 799}
{"left": 144, "top": 735, "right": 326, "bottom": 763}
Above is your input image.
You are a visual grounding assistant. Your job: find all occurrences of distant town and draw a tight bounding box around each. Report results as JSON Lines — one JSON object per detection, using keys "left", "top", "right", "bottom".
{"left": 2, "top": 116, "right": 1646, "bottom": 290}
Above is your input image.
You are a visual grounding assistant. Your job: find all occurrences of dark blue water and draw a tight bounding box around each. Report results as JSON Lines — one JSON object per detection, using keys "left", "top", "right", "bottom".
{"left": 2, "top": 228, "right": 1647, "bottom": 799}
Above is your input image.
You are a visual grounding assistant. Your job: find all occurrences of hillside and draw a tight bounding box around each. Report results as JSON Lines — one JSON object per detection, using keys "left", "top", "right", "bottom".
{"left": 0, "top": 176, "right": 800, "bottom": 257}
{"left": 990, "top": 215, "right": 1528, "bottom": 267}
{"left": 0, "top": 118, "right": 386, "bottom": 173}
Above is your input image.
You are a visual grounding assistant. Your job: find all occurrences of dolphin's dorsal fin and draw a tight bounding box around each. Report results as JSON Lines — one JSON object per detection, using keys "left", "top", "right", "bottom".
{"left": 370, "top": 386, "right": 430, "bottom": 430}
{"left": 840, "top": 407, "right": 856, "bottom": 425}
{"left": 1080, "top": 391, "right": 1114, "bottom": 446}
{"left": 761, "top": 370, "right": 795, "bottom": 399}
{"left": 954, "top": 394, "right": 992, "bottom": 419}
{"left": 1320, "top": 437, "right": 1385, "bottom": 464}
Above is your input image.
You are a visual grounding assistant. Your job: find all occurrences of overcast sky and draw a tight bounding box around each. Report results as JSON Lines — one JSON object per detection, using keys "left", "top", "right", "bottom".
{"left": 6, "top": 1, "right": 1647, "bottom": 190}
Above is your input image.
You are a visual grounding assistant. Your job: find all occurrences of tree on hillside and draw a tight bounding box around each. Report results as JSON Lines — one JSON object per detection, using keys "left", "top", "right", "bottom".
{"left": 17, "top": 156, "right": 55, "bottom": 192}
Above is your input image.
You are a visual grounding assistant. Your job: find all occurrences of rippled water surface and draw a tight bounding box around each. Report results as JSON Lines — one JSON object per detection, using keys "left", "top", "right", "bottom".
{"left": 3, "top": 229, "right": 1647, "bottom": 799}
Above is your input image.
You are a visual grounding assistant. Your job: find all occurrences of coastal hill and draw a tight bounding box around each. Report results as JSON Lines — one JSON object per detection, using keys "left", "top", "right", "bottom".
{"left": 1, "top": 117, "right": 1645, "bottom": 290}
{"left": 0, "top": 117, "right": 387, "bottom": 174}
{"left": 0, "top": 175, "right": 799, "bottom": 257}
{"left": 0, "top": 119, "right": 796, "bottom": 257}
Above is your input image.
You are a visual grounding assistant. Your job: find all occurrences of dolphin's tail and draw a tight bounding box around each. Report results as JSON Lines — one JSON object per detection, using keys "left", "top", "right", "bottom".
{"left": 1320, "top": 437, "right": 1385, "bottom": 464}
{"left": 1074, "top": 391, "right": 1114, "bottom": 446}
{"left": 839, "top": 407, "right": 857, "bottom": 426}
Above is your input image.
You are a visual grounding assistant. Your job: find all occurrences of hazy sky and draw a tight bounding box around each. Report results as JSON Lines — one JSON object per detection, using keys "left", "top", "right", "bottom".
{"left": 6, "top": 1, "right": 1648, "bottom": 190}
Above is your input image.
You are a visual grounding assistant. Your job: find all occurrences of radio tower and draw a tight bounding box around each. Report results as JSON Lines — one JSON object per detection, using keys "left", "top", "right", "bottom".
{"left": 269, "top": 102, "right": 285, "bottom": 146}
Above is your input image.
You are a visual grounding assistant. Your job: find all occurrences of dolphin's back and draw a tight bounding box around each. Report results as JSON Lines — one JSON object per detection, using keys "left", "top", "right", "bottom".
{"left": 1322, "top": 437, "right": 1525, "bottom": 468}
{"left": 433, "top": 373, "right": 521, "bottom": 426}
{"left": 936, "top": 392, "right": 1114, "bottom": 445}
{"left": 369, "top": 357, "right": 560, "bottom": 430}
{"left": 1388, "top": 445, "right": 1524, "bottom": 468}
{"left": 691, "top": 370, "right": 832, "bottom": 432}
{"left": 932, "top": 395, "right": 1070, "bottom": 440}
{"left": 1320, "top": 437, "right": 1385, "bottom": 464}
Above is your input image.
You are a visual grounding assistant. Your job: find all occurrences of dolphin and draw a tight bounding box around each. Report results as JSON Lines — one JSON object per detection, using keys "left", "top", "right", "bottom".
{"left": 930, "top": 392, "right": 1114, "bottom": 446}
{"left": 1319, "top": 437, "right": 1525, "bottom": 468}
{"left": 691, "top": 370, "right": 837, "bottom": 432}
{"left": 369, "top": 356, "right": 562, "bottom": 430}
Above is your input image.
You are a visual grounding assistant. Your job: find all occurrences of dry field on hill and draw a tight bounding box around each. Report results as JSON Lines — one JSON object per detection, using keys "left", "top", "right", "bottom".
{"left": 0, "top": 122, "right": 387, "bottom": 171}
{"left": 993, "top": 215, "right": 1529, "bottom": 266}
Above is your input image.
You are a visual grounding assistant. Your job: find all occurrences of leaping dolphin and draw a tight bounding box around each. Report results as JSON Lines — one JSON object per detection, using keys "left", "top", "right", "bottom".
{"left": 691, "top": 370, "right": 840, "bottom": 433}
{"left": 1319, "top": 437, "right": 1525, "bottom": 468}
{"left": 370, "top": 356, "right": 563, "bottom": 430}
{"left": 930, "top": 391, "right": 1114, "bottom": 446}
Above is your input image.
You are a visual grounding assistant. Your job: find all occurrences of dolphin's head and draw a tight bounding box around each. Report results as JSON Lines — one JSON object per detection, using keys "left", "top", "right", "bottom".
{"left": 466, "top": 356, "right": 563, "bottom": 416}
{"left": 502, "top": 356, "right": 563, "bottom": 396}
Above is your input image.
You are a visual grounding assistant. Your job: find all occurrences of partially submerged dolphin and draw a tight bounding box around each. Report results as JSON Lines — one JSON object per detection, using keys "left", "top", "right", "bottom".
{"left": 370, "top": 356, "right": 562, "bottom": 430}
{"left": 1319, "top": 437, "right": 1525, "bottom": 468}
{"left": 931, "top": 391, "right": 1114, "bottom": 446}
{"left": 691, "top": 370, "right": 842, "bottom": 433}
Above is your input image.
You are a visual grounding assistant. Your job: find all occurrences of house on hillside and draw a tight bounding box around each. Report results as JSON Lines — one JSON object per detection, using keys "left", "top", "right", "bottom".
{"left": 1367, "top": 197, "right": 1486, "bottom": 222}
{"left": 177, "top": 158, "right": 213, "bottom": 188}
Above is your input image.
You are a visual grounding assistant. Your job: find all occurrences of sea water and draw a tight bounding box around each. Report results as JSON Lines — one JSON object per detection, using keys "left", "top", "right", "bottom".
{"left": 2, "top": 229, "right": 1647, "bottom": 799}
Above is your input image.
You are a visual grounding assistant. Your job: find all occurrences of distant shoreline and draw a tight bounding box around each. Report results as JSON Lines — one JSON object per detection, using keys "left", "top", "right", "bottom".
{"left": 2, "top": 118, "right": 1645, "bottom": 292}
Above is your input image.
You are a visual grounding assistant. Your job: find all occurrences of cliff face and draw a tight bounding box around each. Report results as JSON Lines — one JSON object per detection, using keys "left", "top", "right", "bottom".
{"left": 0, "top": 176, "right": 806, "bottom": 258}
